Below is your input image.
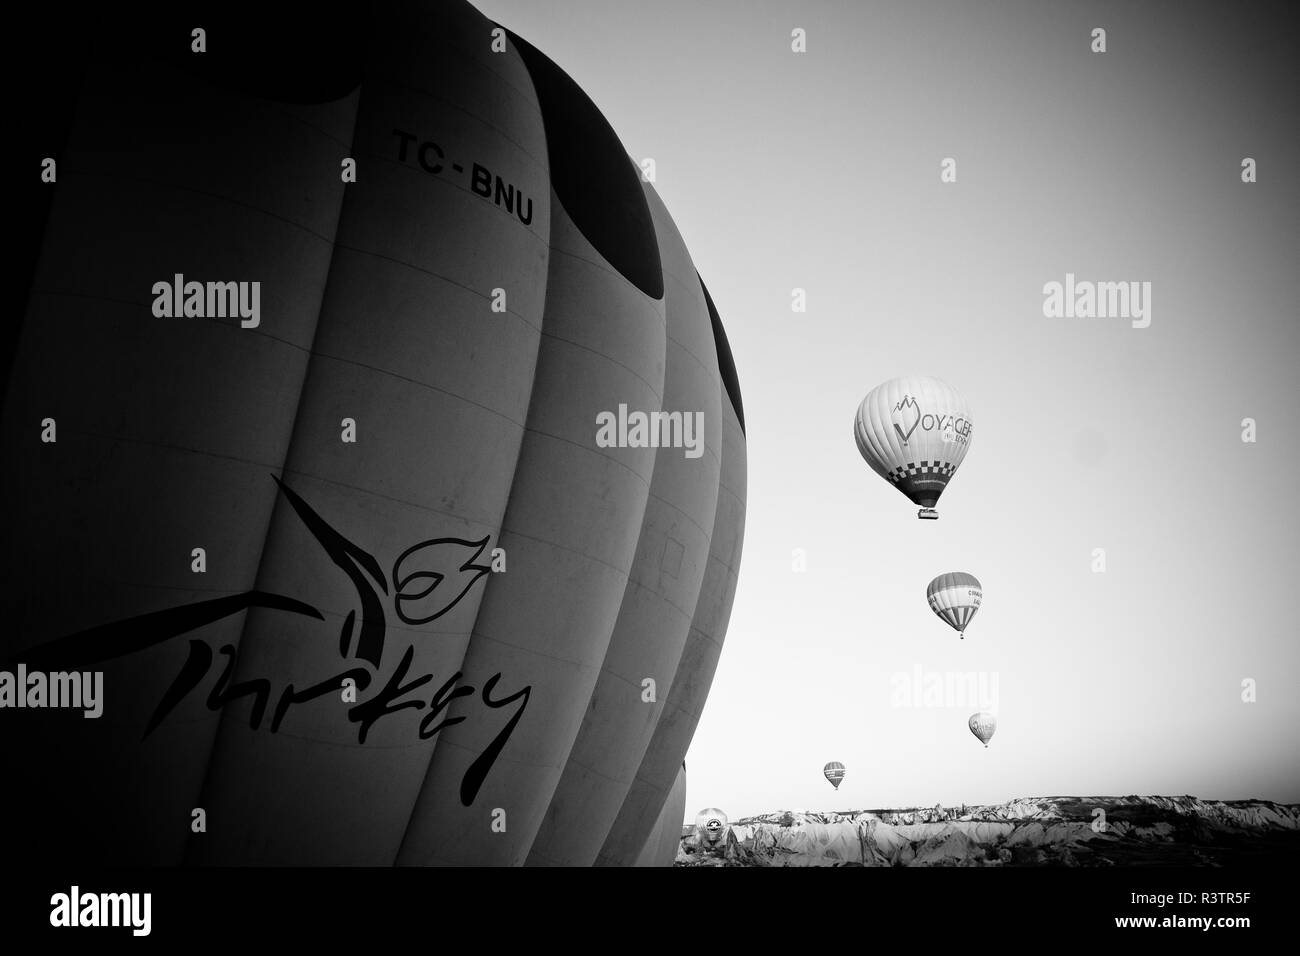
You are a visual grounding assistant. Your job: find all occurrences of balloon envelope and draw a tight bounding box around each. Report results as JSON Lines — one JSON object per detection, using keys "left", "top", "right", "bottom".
{"left": 854, "top": 376, "right": 973, "bottom": 516}
{"left": 0, "top": 0, "right": 745, "bottom": 868}
{"left": 695, "top": 807, "right": 729, "bottom": 844}
{"left": 969, "top": 712, "right": 997, "bottom": 747}
{"left": 633, "top": 764, "right": 688, "bottom": 867}
{"left": 927, "top": 571, "right": 983, "bottom": 637}
{"left": 823, "top": 761, "right": 846, "bottom": 789}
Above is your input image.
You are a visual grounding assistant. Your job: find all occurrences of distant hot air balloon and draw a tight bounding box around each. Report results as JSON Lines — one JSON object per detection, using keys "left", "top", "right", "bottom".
{"left": 969, "top": 712, "right": 997, "bottom": 748}
{"left": 853, "top": 377, "right": 973, "bottom": 519}
{"left": 695, "top": 808, "right": 729, "bottom": 846}
{"left": 927, "top": 572, "right": 983, "bottom": 638}
{"left": 823, "top": 761, "right": 846, "bottom": 790}
{"left": 0, "top": 0, "right": 746, "bottom": 869}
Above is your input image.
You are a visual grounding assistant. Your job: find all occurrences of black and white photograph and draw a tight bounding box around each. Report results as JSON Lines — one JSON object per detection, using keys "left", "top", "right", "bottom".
{"left": 3, "top": 0, "right": 1296, "bottom": 941}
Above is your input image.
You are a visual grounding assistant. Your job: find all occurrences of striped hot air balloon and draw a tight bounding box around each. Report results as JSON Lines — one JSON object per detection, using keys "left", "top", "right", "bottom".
{"left": 823, "top": 761, "right": 846, "bottom": 790}
{"left": 927, "top": 572, "right": 983, "bottom": 638}
{"left": 853, "top": 376, "right": 974, "bottom": 519}
{"left": 968, "top": 712, "right": 997, "bottom": 748}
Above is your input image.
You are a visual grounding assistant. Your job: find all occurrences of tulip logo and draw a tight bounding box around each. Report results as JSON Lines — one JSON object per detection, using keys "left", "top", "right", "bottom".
{"left": 892, "top": 395, "right": 922, "bottom": 445}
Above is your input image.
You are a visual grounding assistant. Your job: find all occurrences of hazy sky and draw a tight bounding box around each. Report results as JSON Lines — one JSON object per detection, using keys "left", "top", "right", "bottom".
{"left": 477, "top": 0, "right": 1299, "bottom": 819}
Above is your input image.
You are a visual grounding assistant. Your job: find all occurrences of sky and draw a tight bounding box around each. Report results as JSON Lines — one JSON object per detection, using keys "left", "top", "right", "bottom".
{"left": 476, "top": 0, "right": 1300, "bottom": 820}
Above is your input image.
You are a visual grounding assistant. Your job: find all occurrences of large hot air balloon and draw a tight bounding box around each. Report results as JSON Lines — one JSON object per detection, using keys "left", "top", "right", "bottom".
{"left": 632, "top": 763, "right": 689, "bottom": 867}
{"left": 695, "top": 808, "right": 729, "bottom": 847}
{"left": 0, "top": 0, "right": 746, "bottom": 868}
{"left": 853, "top": 377, "right": 973, "bottom": 518}
{"left": 824, "top": 761, "right": 846, "bottom": 790}
{"left": 927, "top": 572, "right": 983, "bottom": 638}
{"left": 969, "top": 712, "right": 997, "bottom": 748}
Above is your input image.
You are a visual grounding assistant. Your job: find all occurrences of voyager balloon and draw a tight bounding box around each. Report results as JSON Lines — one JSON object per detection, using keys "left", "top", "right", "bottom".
{"left": 0, "top": 0, "right": 745, "bottom": 868}
{"left": 969, "top": 712, "right": 997, "bottom": 748}
{"left": 927, "top": 572, "right": 983, "bottom": 638}
{"left": 854, "top": 376, "right": 973, "bottom": 519}
{"left": 824, "top": 761, "right": 846, "bottom": 790}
